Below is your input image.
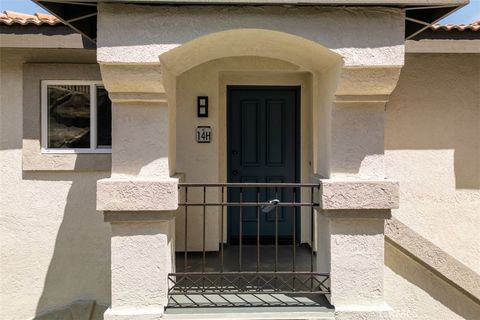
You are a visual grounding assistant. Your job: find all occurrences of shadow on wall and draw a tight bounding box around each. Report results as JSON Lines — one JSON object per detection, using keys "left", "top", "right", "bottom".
{"left": 21, "top": 169, "right": 111, "bottom": 319}
{"left": 385, "top": 53, "right": 480, "bottom": 189}
{"left": 385, "top": 241, "right": 480, "bottom": 319}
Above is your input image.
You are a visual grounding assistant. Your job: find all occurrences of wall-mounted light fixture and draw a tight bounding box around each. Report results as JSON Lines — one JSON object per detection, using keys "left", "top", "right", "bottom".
{"left": 197, "top": 96, "right": 208, "bottom": 117}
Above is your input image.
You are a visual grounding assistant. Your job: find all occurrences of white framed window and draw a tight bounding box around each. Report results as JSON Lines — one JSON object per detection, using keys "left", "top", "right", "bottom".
{"left": 41, "top": 80, "right": 112, "bottom": 153}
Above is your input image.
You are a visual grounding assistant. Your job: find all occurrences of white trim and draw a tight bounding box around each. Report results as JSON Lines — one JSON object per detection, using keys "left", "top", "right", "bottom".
{"left": 41, "top": 82, "right": 48, "bottom": 151}
{"left": 40, "top": 80, "right": 112, "bottom": 154}
{"left": 41, "top": 148, "right": 112, "bottom": 154}
{"left": 90, "top": 83, "right": 96, "bottom": 151}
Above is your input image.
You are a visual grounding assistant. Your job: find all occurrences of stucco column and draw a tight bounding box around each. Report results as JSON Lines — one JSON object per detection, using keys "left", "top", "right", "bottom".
{"left": 329, "top": 67, "right": 402, "bottom": 179}
{"left": 96, "top": 63, "right": 178, "bottom": 211}
{"left": 316, "top": 180, "right": 398, "bottom": 320}
{"left": 95, "top": 63, "right": 179, "bottom": 203}
{"left": 103, "top": 212, "right": 175, "bottom": 320}
{"left": 327, "top": 211, "right": 391, "bottom": 320}
{"left": 96, "top": 63, "right": 179, "bottom": 319}
{"left": 314, "top": 65, "right": 402, "bottom": 319}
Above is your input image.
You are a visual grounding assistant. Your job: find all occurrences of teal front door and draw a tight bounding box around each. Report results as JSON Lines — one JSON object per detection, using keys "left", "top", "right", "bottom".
{"left": 227, "top": 86, "right": 300, "bottom": 244}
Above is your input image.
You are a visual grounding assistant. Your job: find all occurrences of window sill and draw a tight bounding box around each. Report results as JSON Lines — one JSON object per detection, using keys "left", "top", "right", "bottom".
{"left": 41, "top": 148, "right": 112, "bottom": 154}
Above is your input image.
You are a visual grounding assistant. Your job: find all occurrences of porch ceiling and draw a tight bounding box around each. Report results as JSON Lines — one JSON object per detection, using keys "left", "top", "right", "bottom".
{"left": 34, "top": 0, "right": 467, "bottom": 44}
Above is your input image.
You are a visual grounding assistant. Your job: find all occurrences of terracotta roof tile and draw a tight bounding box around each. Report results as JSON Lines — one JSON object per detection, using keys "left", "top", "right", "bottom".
{"left": 0, "top": 10, "right": 61, "bottom": 26}
{"left": 431, "top": 20, "right": 480, "bottom": 32}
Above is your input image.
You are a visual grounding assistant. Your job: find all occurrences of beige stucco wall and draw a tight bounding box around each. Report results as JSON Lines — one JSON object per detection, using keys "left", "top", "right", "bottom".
{"left": 97, "top": 4, "right": 404, "bottom": 67}
{"left": 385, "top": 242, "right": 480, "bottom": 320}
{"left": 1, "top": 45, "right": 479, "bottom": 320}
{"left": 384, "top": 53, "right": 480, "bottom": 318}
{"left": 385, "top": 53, "right": 480, "bottom": 273}
{"left": 0, "top": 48, "right": 111, "bottom": 319}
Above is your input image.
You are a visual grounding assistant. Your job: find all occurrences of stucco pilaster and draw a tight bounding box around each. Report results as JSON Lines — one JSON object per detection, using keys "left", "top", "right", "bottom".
{"left": 104, "top": 212, "right": 175, "bottom": 320}
{"left": 98, "top": 62, "right": 178, "bottom": 320}
{"left": 98, "top": 64, "right": 172, "bottom": 178}
{"left": 315, "top": 178, "right": 397, "bottom": 319}
{"left": 330, "top": 67, "right": 402, "bottom": 179}
{"left": 96, "top": 58, "right": 180, "bottom": 320}
{"left": 316, "top": 208, "right": 393, "bottom": 320}
{"left": 96, "top": 63, "right": 178, "bottom": 212}
{"left": 329, "top": 214, "right": 388, "bottom": 304}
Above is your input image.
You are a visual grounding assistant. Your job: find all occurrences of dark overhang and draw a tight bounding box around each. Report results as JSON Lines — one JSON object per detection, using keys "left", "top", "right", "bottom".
{"left": 33, "top": 0, "right": 468, "bottom": 45}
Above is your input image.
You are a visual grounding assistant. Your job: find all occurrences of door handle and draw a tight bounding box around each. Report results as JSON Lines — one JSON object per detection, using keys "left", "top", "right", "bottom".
{"left": 232, "top": 170, "right": 239, "bottom": 176}
{"left": 262, "top": 199, "right": 280, "bottom": 213}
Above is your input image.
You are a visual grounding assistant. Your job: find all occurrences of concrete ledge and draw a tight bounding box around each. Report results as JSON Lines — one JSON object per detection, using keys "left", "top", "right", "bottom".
{"left": 164, "top": 311, "right": 334, "bottom": 320}
{"left": 104, "top": 307, "right": 163, "bottom": 320}
{"left": 97, "top": 178, "right": 178, "bottom": 211}
{"left": 386, "top": 218, "right": 480, "bottom": 304}
{"left": 319, "top": 179, "right": 399, "bottom": 210}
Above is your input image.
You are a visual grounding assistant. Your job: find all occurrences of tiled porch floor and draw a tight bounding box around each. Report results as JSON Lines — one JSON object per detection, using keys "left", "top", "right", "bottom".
{"left": 168, "top": 245, "right": 333, "bottom": 311}
{"left": 175, "top": 244, "right": 316, "bottom": 273}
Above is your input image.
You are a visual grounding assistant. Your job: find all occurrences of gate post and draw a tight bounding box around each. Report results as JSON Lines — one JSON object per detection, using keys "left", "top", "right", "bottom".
{"left": 95, "top": 63, "right": 179, "bottom": 319}
{"left": 312, "top": 64, "right": 402, "bottom": 319}
{"left": 316, "top": 180, "right": 399, "bottom": 320}
{"left": 103, "top": 212, "right": 175, "bottom": 320}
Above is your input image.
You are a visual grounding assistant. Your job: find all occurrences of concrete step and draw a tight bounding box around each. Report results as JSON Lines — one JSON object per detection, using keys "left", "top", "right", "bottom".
{"left": 164, "top": 307, "right": 335, "bottom": 320}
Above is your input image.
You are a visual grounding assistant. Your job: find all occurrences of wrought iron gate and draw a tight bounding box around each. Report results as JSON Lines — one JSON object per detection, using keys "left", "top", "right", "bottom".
{"left": 168, "top": 183, "right": 330, "bottom": 301}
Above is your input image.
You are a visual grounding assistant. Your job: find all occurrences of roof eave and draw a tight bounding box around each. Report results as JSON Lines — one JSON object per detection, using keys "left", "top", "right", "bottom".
{"left": 35, "top": 0, "right": 469, "bottom": 4}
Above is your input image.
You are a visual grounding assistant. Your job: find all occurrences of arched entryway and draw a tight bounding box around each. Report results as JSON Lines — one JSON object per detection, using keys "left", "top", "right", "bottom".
{"left": 157, "top": 29, "right": 342, "bottom": 308}
{"left": 96, "top": 8, "right": 402, "bottom": 316}
{"left": 160, "top": 28, "right": 343, "bottom": 179}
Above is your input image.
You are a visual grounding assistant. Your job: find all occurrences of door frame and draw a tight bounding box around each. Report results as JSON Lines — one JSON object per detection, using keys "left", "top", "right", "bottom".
{"left": 226, "top": 85, "right": 301, "bottom": 244}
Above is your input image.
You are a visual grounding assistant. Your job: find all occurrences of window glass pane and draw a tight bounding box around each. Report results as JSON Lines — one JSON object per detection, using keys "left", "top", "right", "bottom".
{"left": 47, "top": 85, "right": 90, "bottom": 148}
{"left": 96, "top": 86, "right": 112, "bottom": 147}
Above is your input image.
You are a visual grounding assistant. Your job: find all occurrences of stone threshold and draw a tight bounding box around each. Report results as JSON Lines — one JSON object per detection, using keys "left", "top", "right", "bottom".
{"left": 164, "top": 307, "right": 334, "bottom": 320}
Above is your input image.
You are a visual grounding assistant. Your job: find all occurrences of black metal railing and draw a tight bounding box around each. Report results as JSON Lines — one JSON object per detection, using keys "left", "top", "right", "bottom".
{"left": 168, "top": 183, "right": 330, "bottom": 301}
